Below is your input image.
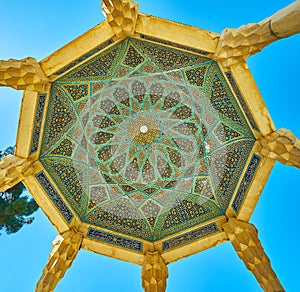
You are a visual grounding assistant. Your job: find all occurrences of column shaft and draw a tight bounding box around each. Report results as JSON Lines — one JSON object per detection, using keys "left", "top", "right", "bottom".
{"left": 223, "top": 218, "right": 284, "bottom": 292}
{"left": 35, "top": 229, "right": 82, "bottom": 292}
{"left": 214, "top": 1, "right": 300, "bottom": 67}
{"left": 141, "top": 252, "right": 168, "bottom": 292}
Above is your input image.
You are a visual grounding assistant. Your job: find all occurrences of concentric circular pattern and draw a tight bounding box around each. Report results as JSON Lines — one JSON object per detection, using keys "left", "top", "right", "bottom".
{"left": 40, "top": 38, "right": 255, "bottom": 241}
{"left": 88, "top": 76, "right": 203, "bottom": 190}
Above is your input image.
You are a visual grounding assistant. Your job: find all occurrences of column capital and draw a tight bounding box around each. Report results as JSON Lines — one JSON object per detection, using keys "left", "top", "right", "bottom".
{"left": 102, "top": 0, "right": 139, "bottom": 38}
{"left": 36, "top": 229, "right": 83, "bottom": 292}
{"left": 0, "top": 57, "right": 49, "bottom": 92}
{"left": 223, "top": 218, "right": 284, "bottom": 292}
{"left": 0, "top": 155, "right": 39, "bottom": 193}
{"left": 258, "top": 128, "right": 300, "bottom": 168}
{"left": 141, "top": 251, "right": 168, "bottom": 292}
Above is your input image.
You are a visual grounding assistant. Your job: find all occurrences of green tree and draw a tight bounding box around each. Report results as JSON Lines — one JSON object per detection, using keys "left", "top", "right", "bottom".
{"left": 0, "top": 146, "right": 39, "bottom": 235}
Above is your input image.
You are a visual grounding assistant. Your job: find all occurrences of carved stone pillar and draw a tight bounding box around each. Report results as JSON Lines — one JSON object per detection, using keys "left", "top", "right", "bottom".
{"left": 141, "top": 251, "right": 168, "bottom": 292}
{"left": 35, "top": 229, "right": 83, "bottom": 292}
{"left": 0, "top": 57, "right": 49, "bottom": 91}
{"left": 214, "top": 1, "right": 300, "bottom": 67}
{"left": 270, "top": 0, "right": 300, "bottom": 38}
{"left": 223, "top": 218, "right": 284, "bottom": 292}
{"left": 102, "top": 0, "right": 139, "bottom": 38}
{"left": 258, "top": 128, "right": 300, "bottom": 168}
{"left": 0, "top": 155, "right": 37, "bottom": 192}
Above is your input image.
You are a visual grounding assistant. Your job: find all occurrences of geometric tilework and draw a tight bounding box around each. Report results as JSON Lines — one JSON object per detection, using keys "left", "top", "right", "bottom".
{"left": 36, "top": 171, "right": 73, "bottom": 223}
{"left": 162, "top": 222, "right": 218, "bottom": 251}
{"left": 38, "top": 37, "right": 256, "bottom": 243}
{"left": 232, "top": 154, "right": 261, "bottom": 213}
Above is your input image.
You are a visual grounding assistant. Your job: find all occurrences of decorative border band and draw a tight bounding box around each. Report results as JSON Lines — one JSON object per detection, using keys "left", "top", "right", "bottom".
{"left": 140, "top": 34, "right": 210, "bottom": 56}
{"left": 54, "top": 38, "right": 114, "bottom": 76}
{"left": 30, "top": 94, "right": 46, "bottom": 154}
{"left": 36, "top": 171, "right": 74, "bottom": 223}
{"left": 87, "top": 228, "right": 143, "bottom": 252}
{"left": 162, "top": 222, "right": 218, "bottom": 252}
{"left": 232, "top": 154, "right": 261, "bottom": 213}
{"left": 225, "top": 71, "right": 259, "bottom": 132}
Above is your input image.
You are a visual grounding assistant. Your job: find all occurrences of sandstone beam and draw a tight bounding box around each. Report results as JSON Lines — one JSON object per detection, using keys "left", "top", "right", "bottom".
{"left": 258, "top": 128, "right": 300, "bottom": 168}
{"left": 0, "top": 57, "right": 49, "bottom": 92}
{"left": 102, "top": 0, "right": 139, "bottom": 38}
{"left": 141, "top": 251, "right": 168, "bottom": 292}
{"left": 223, "top": 218, "right": 284, "bottom": 292}
{"left": 214, "top": 0, "right": 300, "bottom": 67}
{"left": 35, "top": 229, "right": 83, "bottom": 292}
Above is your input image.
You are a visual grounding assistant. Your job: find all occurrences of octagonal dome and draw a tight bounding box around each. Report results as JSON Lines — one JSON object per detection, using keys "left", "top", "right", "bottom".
{"left": 4, "top": 1, "right": 299, "bottom": 290}
{"left": 30, "top": 37, "right": 259, "bottom": 247}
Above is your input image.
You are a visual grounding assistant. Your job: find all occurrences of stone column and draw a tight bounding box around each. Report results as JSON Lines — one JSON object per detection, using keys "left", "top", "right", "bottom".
{"left": 102, "top": 0, "right": 139, "bottom": 38}
{"left": 214, "top": 0, "right": 300, "bottom": 67}
{"left": 0, "top": 57, "right": 49, "bottom": 91}
{"left": 223, "top": 218, "right": 284, "bottom": 292}
{"left": 35, "top": 229, "right": 83, "bottom": 292}
{"left": 0, "top": 155, "right": 37, "bottom": 193}
{"left": 258, "top": 128, "right": 300, "bottom": 169}
{"left": 141, "top": 251, "right": 168, "bottom": 292}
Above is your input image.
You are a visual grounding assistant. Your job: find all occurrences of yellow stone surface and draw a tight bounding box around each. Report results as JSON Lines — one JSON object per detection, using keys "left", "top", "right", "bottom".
{"left": 0, "top": 0, "right": 299, "bottom": 291}
{"left": 0, "top": 57, "right": 49, "bottom": 91}
{"left": 214, "top": 0, "right": 300, "bottom": 67}
{"left": 142, "top": 252, "right": 168, "bottom": 292}
{"left": 102, "top": 0, "right": 139, "bottom": 38}
{"left": 223, "top": 218, "right": 284, "bottom": 292}
{"left": 36, "top": 229, "right": 83, "bottom": 292}
{"left": 259, "top": 128, "right": 300, "bottom": 168}
{"left": 0, "top": 155, "right": 39, "bottom": 192}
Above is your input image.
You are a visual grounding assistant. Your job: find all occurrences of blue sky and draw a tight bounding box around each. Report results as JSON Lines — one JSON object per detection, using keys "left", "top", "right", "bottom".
{"left": 0, "top": 0, "right": 299, "bottom": 291}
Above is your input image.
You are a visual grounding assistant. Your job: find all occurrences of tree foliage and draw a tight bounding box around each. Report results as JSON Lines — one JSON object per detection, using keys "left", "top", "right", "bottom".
{"left": 0, "top": 146, "right": 39, "bottom": 235}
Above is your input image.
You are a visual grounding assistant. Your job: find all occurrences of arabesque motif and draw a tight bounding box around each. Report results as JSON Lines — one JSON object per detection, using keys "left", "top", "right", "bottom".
{"left": 39, "top": 38, "right": 255, "bottom": 241}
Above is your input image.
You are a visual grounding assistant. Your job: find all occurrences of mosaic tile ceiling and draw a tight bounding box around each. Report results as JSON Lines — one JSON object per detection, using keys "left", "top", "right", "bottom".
{"left": 40, "top": 38, "right": 255, "bottom": 241}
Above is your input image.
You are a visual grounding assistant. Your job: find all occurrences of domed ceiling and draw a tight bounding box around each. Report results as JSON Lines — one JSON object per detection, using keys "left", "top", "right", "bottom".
{"left": 38, "top": 37, "right": 256, "bottom": 242}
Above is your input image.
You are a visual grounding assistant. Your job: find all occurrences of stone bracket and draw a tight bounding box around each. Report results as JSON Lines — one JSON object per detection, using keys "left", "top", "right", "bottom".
{"left": 102, "top": 0, "right": 139, "bottom": 38}
{"left": 258, "top": 128, "right": 300, "bottom": 168}
{"left": 0, "top": 57, "right": 49, "bottom": 91}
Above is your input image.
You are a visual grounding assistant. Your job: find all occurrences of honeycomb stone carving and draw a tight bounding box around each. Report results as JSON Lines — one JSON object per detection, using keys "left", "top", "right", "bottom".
{"left": 1, "top": 1, "right": 298, "bottom": 291}
{"left": 259, "top": 128, "right": 300, "bottom": 168}
{"left": 214, "top": 0, "right": 300, "bottom": 67}
{"left": 0, "top": 57, "right": 49, "bottom": 91}
{"left": 141, "top": 252, "right": 168, "bottom": 292}
{"left": 214, "top": 20, "right": 277, "bottom": 68}
{"left": 223, "top": 218, "right": 284, "bottom": 292}
{"left": 35, "top": 229, "right": 83, "bottom": 292}
{"left": 102, "top": 0, "right": 139, "bottom": 37}
{"left": 0, "top": 155, "right": 37, "bottom": 192}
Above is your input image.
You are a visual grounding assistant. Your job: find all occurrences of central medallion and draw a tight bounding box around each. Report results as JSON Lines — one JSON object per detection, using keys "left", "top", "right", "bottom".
{"left": 127, "top": 114, "right": 160, "bottom": 145}
{"left": 140, "top": 125, "right": 148, "bottom": 133}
